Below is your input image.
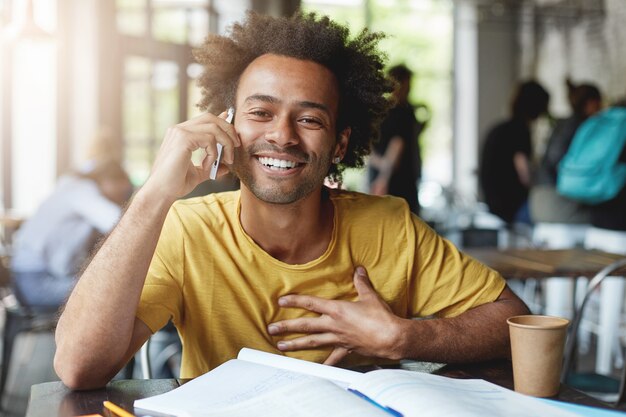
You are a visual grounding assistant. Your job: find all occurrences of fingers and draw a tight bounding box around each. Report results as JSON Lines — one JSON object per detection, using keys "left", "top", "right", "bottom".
{"left": 323, "top": 347, "right": 350, "bottom": 365}
{"left": 268, "top": 316, "right": 332, "bottom": 336}
{"left": 181, "top": 111, "right": 240, "bottom": 147}
{"left": 181, "top": 124, "right": 237, "bottom": 165}
{"left": 175, "top": 111, "right": 240, "bottom": 166}
{"left": 278, "top": 294, "right": 335, "bottom": 315}
{"left": 275, "top": 333, "right": 337, "bottom": 352}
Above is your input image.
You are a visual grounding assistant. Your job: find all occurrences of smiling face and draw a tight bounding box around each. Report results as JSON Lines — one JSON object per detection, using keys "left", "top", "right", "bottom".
{"left": 230, "top": 54, "right": 349, "bottom": 205}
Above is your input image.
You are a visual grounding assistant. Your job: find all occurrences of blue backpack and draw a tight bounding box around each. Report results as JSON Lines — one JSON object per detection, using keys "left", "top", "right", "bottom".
{"left": 557, "top": 107, "right": 626, "bottom": 204}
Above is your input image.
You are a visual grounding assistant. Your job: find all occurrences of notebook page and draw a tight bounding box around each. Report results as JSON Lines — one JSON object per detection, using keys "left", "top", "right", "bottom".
{"left": 186, "top": 377, "right": 389, "bottom": 417}
{"left": 351, "top": 369, "right": 580, "bottom": 417}
{"left": 237, "top": 348, "right": 361, "bottom": 388}
{"left": 134, "top": 359, "right": 312, "bottom": 415}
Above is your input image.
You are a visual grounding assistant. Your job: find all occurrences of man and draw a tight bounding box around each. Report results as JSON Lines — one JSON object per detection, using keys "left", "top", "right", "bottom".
{"left": 54, "top": 12, "right": 528, "bottom": 390}
{"left": 11, "top": 160, "right": 132, "bottom": 309}
{"left": 369, "top": 64, "right": 425, "bottom": 214}
{"left": 479, "top": 80, "right": 550, "bottom": 224}
{"left": 530, "top": 80, "right": 601, "bottom": 224}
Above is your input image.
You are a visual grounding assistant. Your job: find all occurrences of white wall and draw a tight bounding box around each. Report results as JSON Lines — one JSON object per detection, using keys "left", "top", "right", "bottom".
{"left": 521, "top": 0, "right": 626, "bottom": 112}
{"left": 453, "top": 0, "right": 520, "bottom": 201}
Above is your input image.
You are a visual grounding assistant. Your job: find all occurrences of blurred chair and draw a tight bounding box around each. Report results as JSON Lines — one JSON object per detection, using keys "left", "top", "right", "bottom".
{"left": 533, "top": 222, "right": 589, "bottom": 320}
{"left": 562, "top": 258, "right": 626, "bottom": 406}
{"left": 440, "top": 227, "right": 500, "bottom": 250}
{"left": 0, "top": 261, "right": 58, "bottom": 403}
{"left": 443, "top": 223, "right": 540, "bottom": 311}
{"left": 139, "top": 322, "right": 181, "bottom": 379}
{"left": 584, "top": 227, "right": 626, "bottom": 375}
{"left": 0, "top": 262, "right": 136, "bottom": 394}
{"left": 460, "top": 227, "right": 500, "bottom": 248}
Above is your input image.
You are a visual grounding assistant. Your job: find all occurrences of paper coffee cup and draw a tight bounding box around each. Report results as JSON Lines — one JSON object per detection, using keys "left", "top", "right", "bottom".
{"left": 507, "top": 315, "right": 569, "bottom": 397}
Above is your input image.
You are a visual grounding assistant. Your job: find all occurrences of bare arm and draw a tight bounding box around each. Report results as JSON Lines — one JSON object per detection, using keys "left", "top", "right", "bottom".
{"left": 392, "top": 285, "right": 528, "bottom": 363}
{"left": 54, "top": 112, "right": 240, "bottom": 389}
{"left": 513, "top": 151, "right": 531, "bottom": 187}
{"left": 370, "top": 137, "right": 404, "bottom": 195}
{"left": 268, "top": 266, "right": 529, "bottom": 365}
{"left": 54, "top": 192, "right": 172, "bottom": 389}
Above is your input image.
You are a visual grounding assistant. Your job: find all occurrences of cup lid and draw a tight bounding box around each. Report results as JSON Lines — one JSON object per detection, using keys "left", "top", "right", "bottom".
{"left": 507, "top": 314, "right": 569, "bottom": 329}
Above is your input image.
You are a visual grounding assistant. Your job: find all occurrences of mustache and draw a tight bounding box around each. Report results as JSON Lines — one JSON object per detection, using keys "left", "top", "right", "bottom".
{"left": 246, "top": 143, "right": 310, "bottom": 162}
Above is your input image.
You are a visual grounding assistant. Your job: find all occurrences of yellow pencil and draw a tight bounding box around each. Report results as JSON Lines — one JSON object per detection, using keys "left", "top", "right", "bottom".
{"left": 103, "top": 401, "right": 136, "bottom": 417}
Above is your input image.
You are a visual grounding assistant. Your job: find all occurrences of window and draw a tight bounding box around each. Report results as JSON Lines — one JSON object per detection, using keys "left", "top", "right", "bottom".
{"left": 1, "top": 0, "right": 58, "bottom": 214}
{"left": 302, "top": 0, "right": 454, "bottom": 190}
{"left": 115, "top": 0, "right": 217, "bottom": 186}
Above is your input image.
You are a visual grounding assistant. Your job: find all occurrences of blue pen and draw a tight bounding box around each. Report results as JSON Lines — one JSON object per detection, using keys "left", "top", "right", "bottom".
{"left": 348, "top": 388, "right": 404, "bottom": 417}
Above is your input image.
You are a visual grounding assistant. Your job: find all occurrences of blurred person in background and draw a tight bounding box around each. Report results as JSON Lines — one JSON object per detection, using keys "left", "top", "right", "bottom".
{"left": 369, "top": 64, "right": 425, "bottom": 214}
{"left": 479, "top": 80, "right": 550, "bottom": 224}
{"left": 530, "top": 80, "right": 602, "bottom": 223}
{"left": 10, "top": 160, "right": 132, "bottom": 309}
{"left": 80, "top": 127, "right": 124, "bottom": 173}
{"left": 587, "top": 97, "right": 626, "bottom": 232}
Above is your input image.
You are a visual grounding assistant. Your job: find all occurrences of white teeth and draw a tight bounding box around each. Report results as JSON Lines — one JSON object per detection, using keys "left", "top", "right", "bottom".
{"left": 258, "top": 157, "right": 298, "bottom": 169}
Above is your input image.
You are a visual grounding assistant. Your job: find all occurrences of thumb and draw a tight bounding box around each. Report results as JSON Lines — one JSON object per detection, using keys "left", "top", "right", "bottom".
{"left": 353, "top": 266, "right": 375, "bottom": 300}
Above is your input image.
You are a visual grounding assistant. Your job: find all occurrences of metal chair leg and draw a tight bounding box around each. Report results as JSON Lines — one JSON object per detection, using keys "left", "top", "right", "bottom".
{"left": 616, "top": 345, "right": 626, "bottom": 406}
{"left": 140, "top": 338, "right": 152, "bottom": 379}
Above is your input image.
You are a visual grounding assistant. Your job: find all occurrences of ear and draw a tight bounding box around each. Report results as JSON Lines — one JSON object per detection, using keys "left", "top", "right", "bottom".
{"left": 334, "top": 127, "right": 351, "bottom": 159}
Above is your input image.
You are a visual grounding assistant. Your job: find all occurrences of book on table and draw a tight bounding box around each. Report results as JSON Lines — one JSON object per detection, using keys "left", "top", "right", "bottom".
{"left": 134, "top": 348, "right": 585, "bottom": 417}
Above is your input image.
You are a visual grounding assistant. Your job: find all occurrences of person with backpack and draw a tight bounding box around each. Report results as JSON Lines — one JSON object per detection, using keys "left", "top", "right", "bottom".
{"left": 557, "top": 101, "right": 626, "bottom": 209}
{"left": 529, "top": 81, "right": 602, "bottom": 321}
{"left": 557, "top": 98, "right": 626, "bottom": 376}
{"left": 583, "top": 100, "right": 626, "bottom": 231}
{"left": 530, "top": 80, "right": 602, "bottom": 224}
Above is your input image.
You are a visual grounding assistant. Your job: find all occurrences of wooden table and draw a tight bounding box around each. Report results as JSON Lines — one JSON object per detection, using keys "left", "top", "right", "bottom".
{"left": 465, "top": 248, "right": 626, "bottom": 279}
{"left": 26, "top": 379, "right": 182, "bottom": 417}
{"left": 466, "top": 247, "right": 626, "bottom": 377}
{"left": 26, "top": 360, "right": 622, "bottom": 417}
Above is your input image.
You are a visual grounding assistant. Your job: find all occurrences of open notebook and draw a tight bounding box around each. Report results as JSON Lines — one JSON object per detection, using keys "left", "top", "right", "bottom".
{"left": 134, "top": 348, "right": 588, "bottom": 417}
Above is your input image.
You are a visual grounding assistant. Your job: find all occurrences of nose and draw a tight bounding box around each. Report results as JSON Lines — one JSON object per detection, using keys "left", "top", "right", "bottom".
{"left": 264, "top": 116, "right": 299, "bottom": 147}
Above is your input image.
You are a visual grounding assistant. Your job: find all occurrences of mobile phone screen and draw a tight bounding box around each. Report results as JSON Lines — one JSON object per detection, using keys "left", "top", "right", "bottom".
{"left": 209, "top": 107, "right": 235, "bottom": 180}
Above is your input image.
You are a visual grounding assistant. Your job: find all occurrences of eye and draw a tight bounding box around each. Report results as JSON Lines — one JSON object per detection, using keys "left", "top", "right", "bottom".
{"left": 298, "top": 117, "right": 324, "bottom": 129}
{"left": 247, "top": 109, "right": 272, "bottom": 120}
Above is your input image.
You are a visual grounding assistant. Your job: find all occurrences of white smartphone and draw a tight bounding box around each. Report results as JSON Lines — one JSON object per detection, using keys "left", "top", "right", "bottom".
{"left": 209, "top": 107, "right": 235, "bottom": 180}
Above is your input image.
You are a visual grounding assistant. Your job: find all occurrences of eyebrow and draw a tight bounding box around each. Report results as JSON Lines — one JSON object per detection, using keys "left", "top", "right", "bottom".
{"left": 244, "top": 94, "right": 330, "bottom": 114}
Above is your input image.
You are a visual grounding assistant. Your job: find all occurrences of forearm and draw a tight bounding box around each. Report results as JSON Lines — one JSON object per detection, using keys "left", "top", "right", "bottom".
{"left": 376, "top": 137, "right": 404, "bottom": 181}
{"left": 54, "top": 189, "right": 173, "bottom": 388}
{"left": 513, "top": 152, "right": 531, "bottom": 187}
{"left": 393, "top": 287, "right": 530, "bottom": 363}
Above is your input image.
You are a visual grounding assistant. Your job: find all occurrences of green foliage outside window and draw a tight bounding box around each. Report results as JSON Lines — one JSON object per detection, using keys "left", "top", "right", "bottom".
{"left": 303, "top": 0, "right": 453, "bottom": 188}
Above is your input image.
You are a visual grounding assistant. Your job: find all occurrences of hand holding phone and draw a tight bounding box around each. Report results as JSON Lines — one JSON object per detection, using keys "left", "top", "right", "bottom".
{"left": 209, "top": 107, "right": 235, "bottom": 180}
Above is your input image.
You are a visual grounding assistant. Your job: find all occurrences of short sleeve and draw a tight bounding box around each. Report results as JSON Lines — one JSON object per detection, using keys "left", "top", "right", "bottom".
{"left": 136, "top": 205, "right": 185, "bottom": 333}
{"left": 408, "top": 216, "right": 506, "bottom": 318}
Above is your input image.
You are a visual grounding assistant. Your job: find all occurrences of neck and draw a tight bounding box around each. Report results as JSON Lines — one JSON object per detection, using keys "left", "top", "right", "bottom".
{"left": 239, "top": 186, "right": 335, "bottom": 264}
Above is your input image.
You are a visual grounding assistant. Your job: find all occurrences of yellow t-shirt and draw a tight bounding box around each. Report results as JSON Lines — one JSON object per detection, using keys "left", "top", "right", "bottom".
{"left": 136, "top": 189, "right": 505, "bottom": 378}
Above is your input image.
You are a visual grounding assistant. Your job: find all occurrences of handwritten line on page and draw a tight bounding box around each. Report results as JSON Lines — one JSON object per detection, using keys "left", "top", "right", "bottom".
{"left": 134, "top": 348, "right": 583, "bottom": 417}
